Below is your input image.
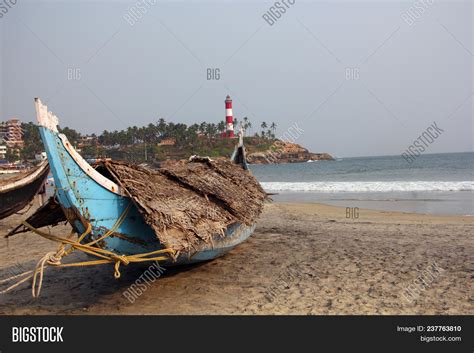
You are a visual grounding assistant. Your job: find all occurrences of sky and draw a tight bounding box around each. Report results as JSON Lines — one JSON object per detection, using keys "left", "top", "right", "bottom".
{"left": 0, "top": 0, "right": 472, "bottom": 157}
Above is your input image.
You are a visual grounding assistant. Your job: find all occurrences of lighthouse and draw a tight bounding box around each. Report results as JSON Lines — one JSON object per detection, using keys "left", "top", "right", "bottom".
{"left": 225, "top": 95, "right": 235, "bottom": 138}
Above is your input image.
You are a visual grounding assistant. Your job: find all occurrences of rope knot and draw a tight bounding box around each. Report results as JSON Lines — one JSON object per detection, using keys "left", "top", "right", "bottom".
{"left": 113, "top": 254, "right": 130, "bottom": 266}
{"left": 46, "top": 248, "right": 65, "bottom": 266}
{"left": 112, "top": 255, "right": 130, "bottom": 279}
{"left": 46, "top": 255, "right": 62, "bottom": 266}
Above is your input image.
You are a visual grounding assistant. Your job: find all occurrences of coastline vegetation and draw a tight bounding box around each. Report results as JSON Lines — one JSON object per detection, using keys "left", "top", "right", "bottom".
{"left": 17, "top": 118, "right": 278, "bottom": 163}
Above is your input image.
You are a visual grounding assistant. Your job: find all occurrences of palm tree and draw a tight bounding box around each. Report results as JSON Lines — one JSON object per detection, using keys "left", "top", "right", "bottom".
{"left": 270, "top": 122, "right": 277, "bottom": 135}
{"left": 199, "top": 122, "right": 207, "bottom": 135}
{"left": 242, "top": 117, "right": 249, "bottom": 135}
{"left": 205, "top": 123, "right": 213, "bottom": 138}
{"left": 261, "top": 122, "right": 267, "bottom": 138}
{"left": 156, "top": 118, "right": 167, "bottom": 139}
{"left": 187, "top": 124, "right": 200, "bottom": 145}
{"left": 217, "top": 121, "right": 226, "bottom": 134}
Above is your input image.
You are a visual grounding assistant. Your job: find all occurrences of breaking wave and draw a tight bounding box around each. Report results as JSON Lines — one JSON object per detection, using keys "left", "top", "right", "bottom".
{"left": 260, "top": 181, "right": 474, "bottom": 193}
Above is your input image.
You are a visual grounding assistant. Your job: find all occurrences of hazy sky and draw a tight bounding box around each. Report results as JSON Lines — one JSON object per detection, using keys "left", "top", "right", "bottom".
{"left": 0, "top": 0, "right": 472, "bottom": 157}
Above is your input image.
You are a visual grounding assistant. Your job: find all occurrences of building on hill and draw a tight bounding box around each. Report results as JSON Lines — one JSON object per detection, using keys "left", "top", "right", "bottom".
{"left": 0, "top": 119, "right": 24, "bottom": 148}
{"left": 78, "top": 135, "right": 98, "bottom": 149}
{"left": 158, "top": 138, "right": 176, "bottom": 146}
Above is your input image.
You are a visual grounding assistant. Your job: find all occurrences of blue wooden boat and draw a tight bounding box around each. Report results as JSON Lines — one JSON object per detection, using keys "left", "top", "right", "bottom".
{"left": 34, "top": 98, "right": 258, "bottom": 266}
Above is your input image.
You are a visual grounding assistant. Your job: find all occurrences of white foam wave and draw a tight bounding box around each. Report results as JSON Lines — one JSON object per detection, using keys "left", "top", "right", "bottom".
{"left": 260, "top": 181, "right": 474, "bottom": 193}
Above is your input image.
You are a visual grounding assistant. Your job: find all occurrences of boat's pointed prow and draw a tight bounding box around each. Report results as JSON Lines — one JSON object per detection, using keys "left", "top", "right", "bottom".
{"left": 231, "top": 127, "right": 248, "bottom": 170}
{"left": 34, "top": 98, "right": 123, "bottom": 196}
{"left": 35, "top": 98, "right": 59, "bottom": 133}
{"left": 238, "top": 128, "right": 244, "bottom": 147}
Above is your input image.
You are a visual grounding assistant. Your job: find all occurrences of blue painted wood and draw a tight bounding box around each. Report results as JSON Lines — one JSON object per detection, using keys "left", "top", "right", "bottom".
{"left": 38, "top": 126, "right": 255, "bottom": 264}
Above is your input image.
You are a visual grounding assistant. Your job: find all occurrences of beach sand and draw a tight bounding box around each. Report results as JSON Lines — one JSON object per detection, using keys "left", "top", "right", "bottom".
{"left": 0, "top": 202, "right": 472, "bottom": 315}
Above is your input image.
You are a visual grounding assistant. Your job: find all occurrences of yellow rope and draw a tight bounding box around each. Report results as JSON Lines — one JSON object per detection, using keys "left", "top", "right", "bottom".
{"left": 0, "top": 204, "right": 176, "bottom": 297}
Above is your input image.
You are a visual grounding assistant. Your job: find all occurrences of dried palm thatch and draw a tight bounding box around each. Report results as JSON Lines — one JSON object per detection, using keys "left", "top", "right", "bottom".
{"left": 103, "top": 158, "right": 267, "bottom": 251}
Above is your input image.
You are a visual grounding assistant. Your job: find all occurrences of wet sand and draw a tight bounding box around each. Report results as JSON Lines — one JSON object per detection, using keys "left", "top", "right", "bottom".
{"left": 0, "top": 202, "right": 472, "bottom": 315}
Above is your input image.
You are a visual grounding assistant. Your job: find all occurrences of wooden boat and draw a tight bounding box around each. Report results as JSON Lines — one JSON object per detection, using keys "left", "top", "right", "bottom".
{"left": 230, "top": 129, "right": 248, "bottom": 170}
{"left": 34, "top": 98, "right": 262, "bottom": 265}
{"left": 0, "top": 160, "right": 49, "bottom": 220}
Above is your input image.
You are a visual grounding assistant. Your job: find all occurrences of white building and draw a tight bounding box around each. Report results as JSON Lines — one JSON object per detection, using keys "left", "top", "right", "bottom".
{"left": 0, "top": 145, "right": 6, "bottom": 160}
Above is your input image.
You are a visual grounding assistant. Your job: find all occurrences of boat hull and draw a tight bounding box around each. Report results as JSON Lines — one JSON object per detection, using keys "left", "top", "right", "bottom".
{"left": 0, "top": 163, "right": 49, "bottom": 220}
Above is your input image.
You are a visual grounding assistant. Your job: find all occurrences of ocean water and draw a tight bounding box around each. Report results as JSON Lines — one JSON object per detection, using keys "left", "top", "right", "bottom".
{"left": 250, "top": 152, "right": 474, "bottom": 216}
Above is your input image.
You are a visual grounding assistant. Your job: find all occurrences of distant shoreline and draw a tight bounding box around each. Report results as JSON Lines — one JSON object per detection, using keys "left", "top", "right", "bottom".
{"left": 262, "top": 190, "right": 473, "bottom": 217}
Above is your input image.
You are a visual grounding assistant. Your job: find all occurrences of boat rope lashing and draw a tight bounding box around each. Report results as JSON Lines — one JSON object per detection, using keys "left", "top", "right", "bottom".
{"left": 0, "top": 205, "right": 176, "bottom": 297}
{"left": 0, "top": 224, "right": 91, "bottom": 297}
{"left": 84, "top": 201, "right": 132, "bottom": 247}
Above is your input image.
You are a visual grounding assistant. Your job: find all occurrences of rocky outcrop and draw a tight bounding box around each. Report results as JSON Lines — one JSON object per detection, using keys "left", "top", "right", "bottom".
{"left": 246, "top": 140, "right": 333, "bottom": 164}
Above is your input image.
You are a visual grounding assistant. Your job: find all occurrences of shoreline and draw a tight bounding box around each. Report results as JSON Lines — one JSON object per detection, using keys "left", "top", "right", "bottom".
{"left": 267, "top": 191, "right": 473, "bottom": 217}
{"left": 0, "top": 201, "right": 472, "bottom": 315}
{"left": 272, "top": 200, "right": 474, "bottom": 220}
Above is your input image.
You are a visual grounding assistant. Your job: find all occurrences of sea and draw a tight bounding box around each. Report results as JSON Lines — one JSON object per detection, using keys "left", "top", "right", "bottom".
{"left": 250, "top": 152, "right": 474, "bottom": 216}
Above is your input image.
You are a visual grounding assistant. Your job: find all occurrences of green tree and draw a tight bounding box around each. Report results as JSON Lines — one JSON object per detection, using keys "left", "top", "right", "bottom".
{"left": 5, "top": 148, "right": 18, "bottom": 163}
{"left": 199, "top": 122, "right": 207, "bottom": 135}
{"left": 59, "top": 126, "right": 82, "bottom": 146}
{"left": 156, "top": 118, "right": 167, "bottom": 139}
{"left": 217, "top": 121, "right": 226, "bottom": 134}
{"left": 261, "top": 121, "right": 268, "bottom": 138}
{"left": 233, "top": 117, "right": 238, "bottom": 132}
{"left": 270, "top": 122, "right": 277, "bottom": 135}
{"left": 20, "top": 122, "right": 42, "bottom": 160}
{"left": 242, "top": 117, "right": 249, "bottom": 135}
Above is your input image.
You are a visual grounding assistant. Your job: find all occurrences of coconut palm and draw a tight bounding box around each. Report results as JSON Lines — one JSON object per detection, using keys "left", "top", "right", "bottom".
{"left": 261, "top": 122, "right": 267, "bottom": 138}
{"left": 217, "top": 121, "right": 226, "bottom": 134}
{"left": 270, "top": 122, "right": 277, "bottom": 135}
{"left": 199, "top": 122, "right": 207, "bottom": 135}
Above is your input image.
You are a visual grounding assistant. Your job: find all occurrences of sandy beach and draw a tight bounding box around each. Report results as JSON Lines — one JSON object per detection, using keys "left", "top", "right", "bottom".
{"left": 0, "top": 202, "right": 472, "bottom": 315}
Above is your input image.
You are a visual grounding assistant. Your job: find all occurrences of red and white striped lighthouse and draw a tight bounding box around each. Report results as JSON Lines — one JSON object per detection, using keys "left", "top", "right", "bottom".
{"left": 225, "top": 95, "right": 235, "bottom": 138}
